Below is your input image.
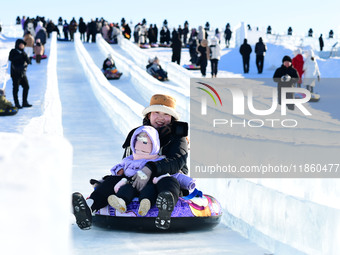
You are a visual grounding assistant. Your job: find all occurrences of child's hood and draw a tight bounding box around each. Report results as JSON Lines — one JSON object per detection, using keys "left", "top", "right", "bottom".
{"left": 130, "top": 126, "right": 160, "bottom": 155}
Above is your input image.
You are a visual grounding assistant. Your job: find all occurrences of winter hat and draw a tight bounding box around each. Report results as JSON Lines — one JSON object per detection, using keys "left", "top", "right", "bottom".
{"left": 130, "top": 126, "right": 161, "bottom": 160}
{"left": 142, "top": 94, "right": 179, "bottom": 120}
{"left": 15, "top": 39, "right": 26, "bottom": 49}
{"left": 282, "top": 55, "right": 292, "bottom": 63}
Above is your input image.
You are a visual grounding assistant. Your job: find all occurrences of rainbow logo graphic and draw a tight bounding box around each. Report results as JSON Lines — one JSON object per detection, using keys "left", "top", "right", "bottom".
{"left": 196, "top": 82, "right": 222, "bottom": 106}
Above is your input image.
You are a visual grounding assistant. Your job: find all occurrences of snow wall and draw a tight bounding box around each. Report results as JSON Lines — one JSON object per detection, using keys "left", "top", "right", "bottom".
{"left": 0, "top": 32, "right": 73, "bottom": 255}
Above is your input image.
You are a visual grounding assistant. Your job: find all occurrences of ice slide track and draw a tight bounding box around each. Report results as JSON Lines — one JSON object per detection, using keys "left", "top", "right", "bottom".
{"left": 96, "top": 35, "right": 190, "bottom": 122}
{"left": 74, "top": 36, "right": 144, "bottom": 136}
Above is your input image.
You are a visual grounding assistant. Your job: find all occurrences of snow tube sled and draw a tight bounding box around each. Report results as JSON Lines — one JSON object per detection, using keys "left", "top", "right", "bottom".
{"left": 158, "top": 43, "right": 171, "bottom": 48}
{"left": 0, "top": 107, "right": 18, "bottom": 116}
{"left": 152, "top": 74, "right": 169, "bottom": 81}
{"left": 33, "top": 54, "right": 47, "bottom": 59}
{"left": 102, "top": 69, "right": 123, "bottom": 80}
{"left": 57, "top": 38, "right": 71, "bottom": 41}
{"left": 183, "top": 64, "right": 200, "bottom": 70}
{"left": 93, "top": 189, "right": 222, "bottom": 231}
{"left": 106, "top": 39, "right": 118, "bottom": 44}
{"left": 150, "top": 43, "right": 159, "bottom": 48}
{"left": 140, "top": 44, "right": 151, "bottom": 49}
{"left": 295, "top": 92, "right": 320, "bottom": 102}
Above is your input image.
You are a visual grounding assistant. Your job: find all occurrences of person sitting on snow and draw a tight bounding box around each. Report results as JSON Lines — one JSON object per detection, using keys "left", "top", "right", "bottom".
{"left": 0, "top": 88, "right": 18, "bottom": 116}
{"left": 146, "top": 57, "right": 168, "bottom": 81}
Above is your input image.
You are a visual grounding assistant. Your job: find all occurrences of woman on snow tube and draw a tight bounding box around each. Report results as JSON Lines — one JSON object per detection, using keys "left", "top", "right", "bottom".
{"left": 72, "top": 94, "right": 221, "bottom": 231}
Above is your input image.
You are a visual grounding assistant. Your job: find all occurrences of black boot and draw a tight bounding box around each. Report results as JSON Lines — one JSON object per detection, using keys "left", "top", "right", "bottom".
{"left": 13, "top": 96, "right": 22, "bottom": 109}
{"left": 15, "top": 103, "right": 22, "bottom": 109}
{"left": 72, "top": 192, "right": 92, "bottom": 230}
{"left": 22, "top": 102, "right": 32, "bottom": 107}
{"left": 155, "top": 191, "right": 175, "bottom": 230}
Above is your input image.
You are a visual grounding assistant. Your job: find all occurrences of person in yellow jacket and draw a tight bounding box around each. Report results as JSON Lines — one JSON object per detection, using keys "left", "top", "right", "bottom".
{"left": 0, "top": 89, "right": 18, "bottom": 116}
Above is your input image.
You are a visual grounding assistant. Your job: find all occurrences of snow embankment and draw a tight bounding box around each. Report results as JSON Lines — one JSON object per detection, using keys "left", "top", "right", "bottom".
{"left": 199, "top": 177, "right": 340, "bottom": 255}
{"left": 0, "top": 32, "right": 73, "bottom": 255}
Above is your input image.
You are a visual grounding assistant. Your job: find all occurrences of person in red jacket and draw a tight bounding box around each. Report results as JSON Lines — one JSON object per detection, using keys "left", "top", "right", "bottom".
{"left": 292, "top": 49, "right": 304, "bottom": 87}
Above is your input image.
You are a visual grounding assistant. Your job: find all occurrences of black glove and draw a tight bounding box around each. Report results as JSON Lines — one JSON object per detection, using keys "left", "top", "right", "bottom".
{"left": 132, "top": 167, "right": 152, "bottom": 191}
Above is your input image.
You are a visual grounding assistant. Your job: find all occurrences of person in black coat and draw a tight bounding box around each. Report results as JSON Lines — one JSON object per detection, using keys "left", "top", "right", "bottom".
{"left": 319, "top": 34, "right": 324, "bottom": 51}
{"left": 273, "top": 56, "right": 299, "bottom": 110}
{"left": 239, "top": 39, "right": 252, "bottom": 73}
{"left": 8, "top": 39, "right": 32, "bottom": 108}
{"left": 171, "top": 33, "right": 182, "bottom": 64}
{"left": 160, "top": 27, "right": 166, "bottom": 44}
{"left": 182, "top": 23, "right": 189, "bottom": 46}
{"left": 255, "top": 37, "right": 267, "bottom": 74}
{"left": 224, "top": 23, "right": 232, "bottom": 48}
{"left": 78, "top": 17, "right": 87, "bottom": 42}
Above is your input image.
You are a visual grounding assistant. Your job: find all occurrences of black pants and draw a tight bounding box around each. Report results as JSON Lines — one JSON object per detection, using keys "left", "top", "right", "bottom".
{"left": 242, "top": 56, "right": 250, "bottom": 73}
{"left": 172, "top": 53, "right": 181, "bottom": 65}
{"left": 210, "top": 59, "right": 218, "bottom": 76}
{"left": 256, "top": 55, "right": 264, "bottom": 73}
{"left": 200, "top": 59, "right": 207, "bottom": 76}
{"left": 63, "top": 32, "right": 68, "bottom": 40}
{"left": 12, "top": 74, "right": 29, "bottom": 106}
{"left": 89, "top": 175, "right": 180, "bottom": 212}
{"left": 278, "top": 84, "right": 294, "bottom": 110}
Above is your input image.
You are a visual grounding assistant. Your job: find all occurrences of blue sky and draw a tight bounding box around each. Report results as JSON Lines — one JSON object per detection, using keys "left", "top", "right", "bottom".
{"left": 1, "top": 0, "right": 339, "bottom": 36}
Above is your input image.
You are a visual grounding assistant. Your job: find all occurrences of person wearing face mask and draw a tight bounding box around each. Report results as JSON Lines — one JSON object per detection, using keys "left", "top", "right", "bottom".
{"left": 72, "top": 94, "right": 188, "bottom": 230}
{"left": 273, "top": 55, "right": 299, "bottom": 110}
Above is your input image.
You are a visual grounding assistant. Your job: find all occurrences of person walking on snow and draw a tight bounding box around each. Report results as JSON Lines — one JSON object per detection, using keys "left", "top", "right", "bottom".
{"left": 171, "top": 33, "right": 182, "bottom": 65}
{"left": 196, "top": 39, "right": 209, "bottom": 77}
{"left": 8, "top": 39, "right": 32, "bottom": 109}
{"left": 255, "top": 37, "right": 267, "bottom": 74}
{"left": 303, "top": 50, "right": 320, "bottom": 93}
{"left": 319, "top": 34, "right": 324, "bottom": 51}
{"left": 209, "top": 37, "right": 221, "bottom": 78}
{"left": 239, "top": 38, "right": 252, "bottom": 73}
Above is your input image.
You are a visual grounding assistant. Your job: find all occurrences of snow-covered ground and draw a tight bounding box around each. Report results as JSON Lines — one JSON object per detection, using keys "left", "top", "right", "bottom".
{"left": 1, "top": 24, "right": 340, "bottom": 255}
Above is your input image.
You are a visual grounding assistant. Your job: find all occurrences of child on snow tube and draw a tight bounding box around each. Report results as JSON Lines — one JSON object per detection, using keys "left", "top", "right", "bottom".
{"left": 108, "top": 126, "right": 195, "bottom": 216}
{"left": 72, "top": 125, "right": 194, "bottom": 230}
{"left": 0, "top": 89, "right": 18, "bottom": 116}
{"left": 102, "top": 54, "right": 122, "bottom": 79}
{"left": 146, "top": 57, "right": 168, "bottom": 81}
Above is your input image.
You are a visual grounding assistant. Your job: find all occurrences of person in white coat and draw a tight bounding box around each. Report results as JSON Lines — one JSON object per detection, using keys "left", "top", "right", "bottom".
{"left": 303, "top": 50, "right": 320, "bottom": 93}
{"left": 209, "top": 37, "right": 221, "bottom": 78}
